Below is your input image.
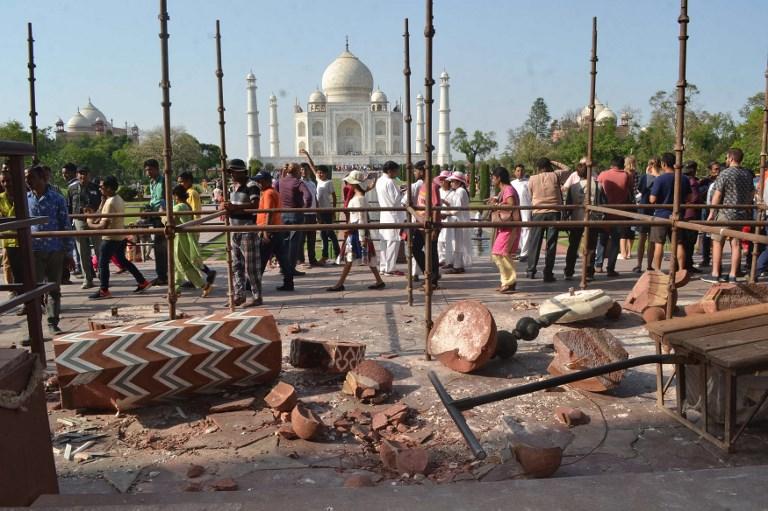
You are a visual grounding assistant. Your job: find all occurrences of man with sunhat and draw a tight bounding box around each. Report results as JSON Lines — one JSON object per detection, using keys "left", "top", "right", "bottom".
{"left": 223, "top": 158, "right": 261, "bottom": 307}
{"left": 375, "top": 161, "right": 405, "bottom": 276}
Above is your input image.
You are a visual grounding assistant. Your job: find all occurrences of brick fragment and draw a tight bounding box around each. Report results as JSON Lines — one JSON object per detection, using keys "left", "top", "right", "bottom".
{"left": 554, "top": 407, "right": 590, "bottom": 427}
{"left": 186, "top": 464, "right": 205, "bottom": 479}
{"left": 211, "top": 478, "right": 238, "bottom": 491}
{"left": 264, "top": 382, "right": 297, "bottom": 412}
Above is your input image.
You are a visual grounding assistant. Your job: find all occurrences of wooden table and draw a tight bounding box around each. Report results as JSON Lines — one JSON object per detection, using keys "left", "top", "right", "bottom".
{"left": 646, "top": 303, "right": 768, "bottom": 451}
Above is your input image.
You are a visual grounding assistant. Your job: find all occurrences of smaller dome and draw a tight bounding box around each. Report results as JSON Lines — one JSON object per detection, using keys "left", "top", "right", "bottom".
{"left": 66, "top": 109, "right": 91, "bottom": 131}
{"left": 269, "top": 93, "right": 277, "bottom": 102}
{"left": 416, "top": 93, "right": 423, "bottom": 100}
{"left": 596, "top": 108, "right": 617, "bottom": 124}
{"left": 440, "top": 71, "right": 449, "bottom": 79}
{"left": 308, "top": 89, "right": 326, "bottom": 103}
{"left": 55, "top": 117, "right": 64, "bottom": 125}
{"left": 370, "top": 89, "right": 387, "bottom": 103}
{"left": 246, "top": 71, "right": 256, "bottom": 80}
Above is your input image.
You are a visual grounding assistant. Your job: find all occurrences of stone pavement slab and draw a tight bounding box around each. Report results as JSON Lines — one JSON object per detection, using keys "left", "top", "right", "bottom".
{"left": 31, "top": 465, "right": 768, "bottom": 510}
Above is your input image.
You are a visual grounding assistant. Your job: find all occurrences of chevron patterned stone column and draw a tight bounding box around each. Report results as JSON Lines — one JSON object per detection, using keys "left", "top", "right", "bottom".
{"left": 54, "top": 310, "right": 281, "bottom": 411}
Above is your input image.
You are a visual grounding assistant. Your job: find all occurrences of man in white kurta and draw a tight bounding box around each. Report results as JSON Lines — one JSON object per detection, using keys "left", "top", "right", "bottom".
{"left": 376, "top": 161, "right": 405, "bottom": 275}
{"left": 511, "top": 164, "right": 532, "bottom": 260}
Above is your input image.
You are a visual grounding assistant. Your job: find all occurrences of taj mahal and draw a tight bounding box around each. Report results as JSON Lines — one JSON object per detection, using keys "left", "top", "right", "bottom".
{"left": 247, "top": 42, "right": 453, "bottom": 167}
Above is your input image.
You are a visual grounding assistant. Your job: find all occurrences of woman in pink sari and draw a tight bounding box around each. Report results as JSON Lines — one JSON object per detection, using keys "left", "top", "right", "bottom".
{"left": 489, "top": 167, "right": 521, "bottom": 293}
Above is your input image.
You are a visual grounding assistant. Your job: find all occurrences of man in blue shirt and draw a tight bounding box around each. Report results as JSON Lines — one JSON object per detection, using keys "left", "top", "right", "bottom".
{"left": 649, "top": 152, "right": 692, "bottom": 272}
{"left": 25, "top": 165, "right": 75, "bottom": 337}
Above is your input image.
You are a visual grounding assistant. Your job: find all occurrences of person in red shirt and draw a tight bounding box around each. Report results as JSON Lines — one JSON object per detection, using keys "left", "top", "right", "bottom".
{"left": 254, "top": 170, "right": 282, "bottom": 283}
{"left": 596, "top": 156, "right": 632, "bottom": 277}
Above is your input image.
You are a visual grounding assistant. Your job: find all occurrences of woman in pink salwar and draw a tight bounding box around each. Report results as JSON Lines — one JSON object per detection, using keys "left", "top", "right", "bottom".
{"left": 489, "top": 167, "right": 521, "bottom": 293}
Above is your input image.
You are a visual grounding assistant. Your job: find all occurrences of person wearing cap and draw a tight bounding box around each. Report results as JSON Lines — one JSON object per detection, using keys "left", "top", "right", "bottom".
{"left": 526, "top": 157, "right": 561, "bottom": 282}
{"left": 223, "top": 158, "right": 262, "bottom": 306}
{"left": 326, "top": 170, "right": 385, "bottom": 292}
{"left": 444, "top": 171, "right": 472, "bottom": 273}
{"left": 68, "top": 165, "right": 102, "bottom": 289}
{"left": 144, "top": 158, "right": 168, "bottom": 286}
{"left": 375, "top": 161, "right": 405, "bottom": 276}
{"left": 436, "top": 170, "right": 455, "bottom": 268}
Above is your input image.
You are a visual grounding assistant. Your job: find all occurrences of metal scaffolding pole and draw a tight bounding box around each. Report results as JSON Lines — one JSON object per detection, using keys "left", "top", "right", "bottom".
{"left": 215, "top": 19, "right": 236, "bottom": 311}
{"left": 158, "top": 0, "right": 177, "bottom": 319}
{"left": 403, "top": 17, "right": 414, "bottom": 307}
{"left": 749, "top": 57, "right": 768, "bottom": 282}
{"left": 580, "top": 16, "right": 598, "bottom": 291}
{"left": 665, "top": 0, "right": 689, "bottom": 320}
{"left": 423, "top": 0, "right": 435, "bottom": 361}
{"left": 27, "top": 22, "right": 39, "bottom": 164}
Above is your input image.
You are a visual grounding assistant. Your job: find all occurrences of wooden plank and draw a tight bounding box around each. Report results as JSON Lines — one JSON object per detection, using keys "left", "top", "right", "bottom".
{"left": 645, "top": 303, "right": 768, "bottom": 341}
{"left": 709, "top": 340, "right": 768, "bottom": 370}
{"left": 676, "top": 327, "right": 768, "bottom": 355}
{"left": 666, "top": 316, "right": 768, "bottom": 351}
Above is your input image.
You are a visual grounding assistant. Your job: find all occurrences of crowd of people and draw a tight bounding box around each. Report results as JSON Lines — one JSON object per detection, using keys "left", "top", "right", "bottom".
{"left": 1, "top": 145, "right": 766, "bottom": 341}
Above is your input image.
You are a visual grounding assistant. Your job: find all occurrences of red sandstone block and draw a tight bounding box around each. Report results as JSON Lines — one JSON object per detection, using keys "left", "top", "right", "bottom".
{"left": 54, "top": 309, "right": 282, "bottom": 411}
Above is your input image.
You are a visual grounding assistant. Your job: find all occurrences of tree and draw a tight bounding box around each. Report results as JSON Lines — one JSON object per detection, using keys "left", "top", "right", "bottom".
{"left": 478, "top": 161, "right": 491, "bottom": 200}
{"left": 525, "top": 97, "right": 551, "bottom": 140}
{"left": 451, "top": 128, "right": 497, "bottom": 200}
{"left": 506, "top": 128, "right": 553, "bottom": 169}
{"left": 451, "top": 128, "right": 497, "bottom": 166}
{"left": 123, "top": 127, "right": 203, "bottom": 177}
{"left": 199, "top": 143, "right": 222, "bottom": 175}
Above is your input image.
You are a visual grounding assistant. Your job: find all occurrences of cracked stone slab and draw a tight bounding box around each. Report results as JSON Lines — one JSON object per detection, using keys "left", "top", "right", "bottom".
{"left": 102, "top": 470, "right": 140, "bottom": 493}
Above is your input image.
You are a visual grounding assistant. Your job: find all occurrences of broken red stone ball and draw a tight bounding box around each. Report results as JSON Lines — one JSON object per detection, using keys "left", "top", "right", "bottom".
{"left": 396, "top": 447, "right": 430, "bottom": 475}
{"left": 264, "top": 381, "right": 297, "bottom": 412}
{"left": 186, "top": 464, "right": 205, "bottom": 479}
{"left": 428, "top": 300, "right": 497, "bottom": 373}
{"left": 342, "top": 360, "right": 394, "bottom": 400}
{"left": 642, "top": 306, "right": 667, "bottom": 324}
{"left": 290, "top": 402, "right": 324, "bottom": 441}
{"left": 554, "top": 406, "right": 591, "bottom": 427}
{"left": 514, "top": 444, "right": 563, "bottom": 478}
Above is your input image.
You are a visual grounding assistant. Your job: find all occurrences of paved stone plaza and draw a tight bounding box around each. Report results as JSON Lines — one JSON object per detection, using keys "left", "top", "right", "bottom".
{"left": 3, "top": 238, "right": 768, "bottom": 500}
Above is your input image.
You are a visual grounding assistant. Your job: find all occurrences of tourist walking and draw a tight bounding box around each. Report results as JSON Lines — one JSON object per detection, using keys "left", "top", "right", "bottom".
{"left": 253, "top": 170, "right": 283, "bottom": 279}
{"left": 298, "top": 160, "right": 320, "bottom": 267}
{"left": 68, "top": 166, "right": 102, "bottom": 289}
{"left": 436, "top": 170, "right": 454, "bottom": 267}
{"left": 489, "top": 167, "right": 520, "bottom": 293}
{"left": 170, "top": 185, "right": 213, "bottom": 297}
{"left": 444, "top": 171, "right": 472, "bottom": 273}
{"left": 177, "top": 171, "right": 217, "bottom": 286}
{"left": 302, "top": 150, "right": 340, "bottom": 265}
{"left": 224, "top": 159, "right": 262, "bottom": 306}
{"left": 376, "top": 160, "right": 405, "bottom": 276}
{"left": 25, "top": 165, "right": 76, "bottom": 337}
{"left": 87, "top": 176, "right": 152, "bottom": 300}
{"left": 511, "top": 164, "right": 531, "bottom": 261}
{"left": 698, "top": 161, "right": 722, "bottom": 268}
{"left": 682, "top": 161, "right": 702, "bottom": 272}
{"left": 0, "top": 169, "right": 21, "bottom": 300}
{"left": 704, "top": 148, "right": 755, "bottom": 283}
{"left": 326, "top": 170, "right": 385, "bottom": 292}
{"left": 412, "top": 166, "right": 442, "bottom": 289}
{"left": 634, "top": 157, "right": 661, "bottom": 273}
{"left": 526, "top": 158, "right": 561, "bottom": 282}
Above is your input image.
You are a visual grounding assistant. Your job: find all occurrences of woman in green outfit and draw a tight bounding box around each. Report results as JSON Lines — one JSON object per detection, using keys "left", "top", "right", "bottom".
{"left": 172, "top": 185, "right": 213, "bottom": 297}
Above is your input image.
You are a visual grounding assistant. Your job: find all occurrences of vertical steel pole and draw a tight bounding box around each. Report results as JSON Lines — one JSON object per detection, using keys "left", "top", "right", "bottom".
{"left": 404, "top": 18, "right": 414, "bottom": 307}
{"left": 158, "top": 0, "right": 176, "bottom": 319}
{"left": 666, "top": 0, "right": 688, "bottom": 320}
{"left": 215, "top": 20, "right": 236, "bottom": 311}
{"left": 27, "top": 23, "right": 39, "bottom": 164}
{"left": 749, "top": 57, "right": 768, "bottom": 283}
{"left": 423, "top": 0, "right": 435, "bottom": 360}
{"left": 580, "top": 17, "right": 598, "bottom": 291}
{"left": 9, "top": 155, "right": 45, "bottom": 363}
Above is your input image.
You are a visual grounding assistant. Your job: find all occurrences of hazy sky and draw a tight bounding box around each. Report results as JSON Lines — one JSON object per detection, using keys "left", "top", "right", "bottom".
{"left": 2, "top": 0, "right": 767, "bottom": 163}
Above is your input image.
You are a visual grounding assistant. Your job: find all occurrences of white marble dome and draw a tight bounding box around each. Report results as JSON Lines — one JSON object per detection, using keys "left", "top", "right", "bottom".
{"left": 321, "top": 49, "right": 374, "bottom": 103}
{"left": 370, "top": 88, "right": 387, "bottom": 103}
{"left": 596, "top": 107, "right": 617, "bottom": 124}
{"left": 308, "top": 89, "right": 326, "bottom": 103}
{"left": 80, "top": 99, "right": 111, "bottom": 128}
{"left": 66, "top": 109, "right": 91, "bottom": 131}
